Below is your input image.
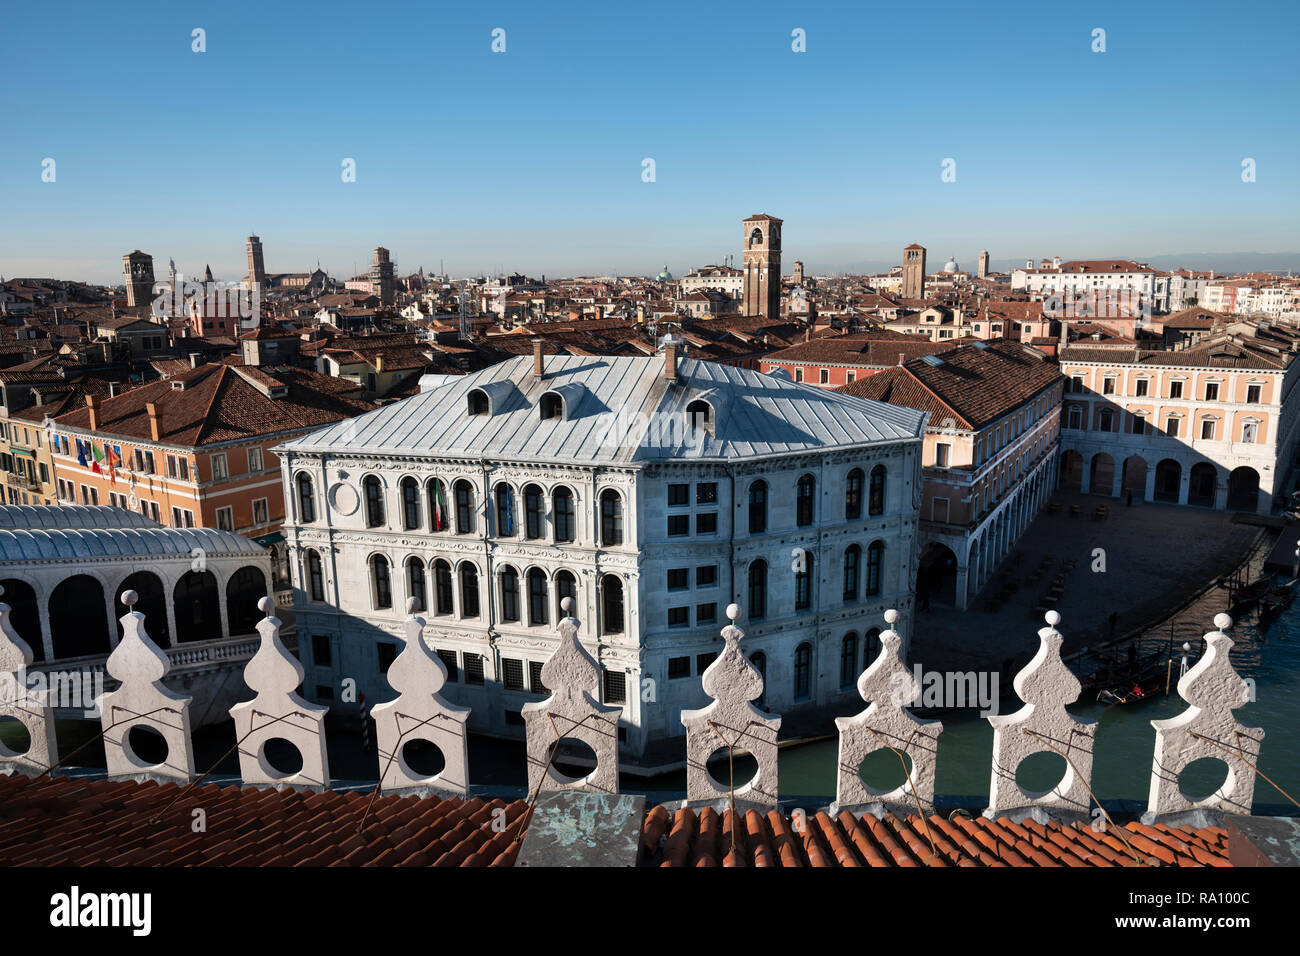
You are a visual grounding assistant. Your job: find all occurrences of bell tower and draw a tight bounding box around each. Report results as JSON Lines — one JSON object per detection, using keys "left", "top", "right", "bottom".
{"left": 122, "top": 250, "right": 155, "bottom": 308}
{"left": 742, "top": 214, "right": 782, "bottom": 318}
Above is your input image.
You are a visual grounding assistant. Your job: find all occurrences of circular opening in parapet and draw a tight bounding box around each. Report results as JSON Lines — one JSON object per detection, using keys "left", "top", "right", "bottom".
{"left": 125, "top": 725, "right": 169, "bottom": 767}
{"left": 859, "top": 748, "right": 913, "bottom": 795}
{"left": 1178, "top": 757, "right": 1230, "bottom": 801}
{"left": 1015, "top": 751, "right": 1067, "bottom": 798}
{"left": 706, "top": 748, "right": 757, "bottom": 790}
{"left": 0, "top": 715, "right": 32, "bottom": 757}
{"left": 546, "top": 738, "right": 598, "bottom": 784}
{"left": 401, "top": 738, "right": 446, "bottom": 778}
{"left": 261, "top": 737, "right": 304, "bottom": 778}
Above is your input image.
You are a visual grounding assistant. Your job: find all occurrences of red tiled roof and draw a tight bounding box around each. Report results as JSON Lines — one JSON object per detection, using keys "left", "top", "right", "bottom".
{"left": 0, "top": 774, "right": 525, "bottom": 867}
{"left": 639, "top": 806, "right": 1231, "bottom": 868}
{"left": 54, "top": 363, "right": 375, "bottom": 446}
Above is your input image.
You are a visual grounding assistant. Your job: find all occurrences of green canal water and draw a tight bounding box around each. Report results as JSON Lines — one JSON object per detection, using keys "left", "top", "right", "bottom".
{"left": 774, "top": 599, "right": 1300, "bottom": 807}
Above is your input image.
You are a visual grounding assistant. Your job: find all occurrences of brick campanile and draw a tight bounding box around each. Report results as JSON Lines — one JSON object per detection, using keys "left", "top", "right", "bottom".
{"left": 742, "top": 214, "right": 782, "bottom": 318}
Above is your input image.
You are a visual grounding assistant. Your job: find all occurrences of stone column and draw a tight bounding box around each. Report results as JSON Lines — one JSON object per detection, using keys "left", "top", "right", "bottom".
{"left": 1178, "top": 471, "right": 1190, "bottom": 505}
{"left": 1080, "top": 461, "right": 1091, "bottom": 495}
{"left": 1144, "top": 467, "right": 1157, "bottom": 503}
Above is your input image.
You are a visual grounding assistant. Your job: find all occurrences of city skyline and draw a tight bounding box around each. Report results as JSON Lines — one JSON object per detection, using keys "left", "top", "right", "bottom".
{"left": 4, "top": 0, "right": 1298, "bottom": 282}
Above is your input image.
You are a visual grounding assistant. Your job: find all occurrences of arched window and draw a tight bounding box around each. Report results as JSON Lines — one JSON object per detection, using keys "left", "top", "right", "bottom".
{"left": 553, "top": 487, "right": 575, "bottom": 543}
{"left": 794, "top": 642, "right": 812, "bottom": 699}
{"left": 869, "top": 465, "right": 886, "bottom": 516}
{"left": 363, "top": 475, "right": 385, "bottom": 528}
{"left": 686, "top": 399, "right": 713, "bottom": 436}
{"left": 173, "top": 570, "right": 220, "bottom": 643}
{"left": 845, "top": 468, "right": 864, "bottom": 520}
{"left": 467, "top": 389, "right": 489, "bottom": 415}
{"left": 540, "top": 392, "right": 563, "bottom": 420}
{"left": 434, "top": 559, "right": 453, "bottom": 615}
{"left": 116, "top": 571, "right": 168, "bottom": 645}
{"left": 453, "top": 479, "right": 475, "bottom": 534}
{"left": 865, "top": 628, "right": 881, "bottom": 668}
{"left": 495, "top": 484, "right": 515, "bottom": 537}
{"left": 524, "top": 483, "right": 545, "bottom": 540}
{"left": 500, "top": 566, "right": 520, "bottom": 622}
{"left": 748, "top": 560, "right": 767, "bottom": 620}
{"left": 1, "top": 579, "right": 42, "bottom": 661}
{"left": 750, "top": 652, "right": 767, "bottom": 708}
{"left": 602, "top": 575, "right": 624, "bottom": 634}
{"left": 296, "top": 473, "right": 315, "bottom": 523}
{"left": 49, "top": 575, "right": 110, "bottom": 658}
{"left": 865, "top": 540, "right": 883, "bottom": 596}
{"left": 796, "top": 474, "right": 815, "bottom": 526}
{"left": 840, "top": 633, "right": 859, "bottom": 689}
{"left": 460, "top": 564, "right": 480, "bottom": 618}
{"left": 305, "top": 549, "right": 324, "bottom": 602}
{"left": 600, "top": 490, "right": 623, "bottom": 546}
{"left": 406, "top": 557, "right": 427, "bottom": 613}
{"left": 370, "top": 555, "right": 392, "bottom": 609}
{"left": 748, "top": 480, "right": 767, "bottom": 534}
{"left": 428, "top": 479, "right": 449, "bottom": 532}
{"left": 555, "top": 570, "right": 577, "bottom": 620}
{"left": 400, "top": 476, "right": 421, "bottom": 530}
{"left": 226, "top": 566, "right": 267, "bottom": 635}
{"left": 794, "top": 550, "right": 814, "bottom": 610}
{"left": 843, "top": 544, "right": 861, "bottom": 601}
{"left": 527, "top": 568, "right": 548, "bottom": 626}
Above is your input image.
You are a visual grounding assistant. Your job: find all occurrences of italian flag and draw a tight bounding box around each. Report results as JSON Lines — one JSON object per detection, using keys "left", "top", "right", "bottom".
{"left": 90, "top": 443, "right": 104, "bottom": 475}
{"left": 433, "top": 481, "right": 447, "bottom": 531}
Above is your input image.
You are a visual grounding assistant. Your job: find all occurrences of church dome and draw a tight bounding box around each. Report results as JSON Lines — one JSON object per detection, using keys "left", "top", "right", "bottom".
{"left": 657, "top": 265, "right": 673, "bottom": 281}
{"left": 943, "top": 257, "right": 959, "bottom": 273}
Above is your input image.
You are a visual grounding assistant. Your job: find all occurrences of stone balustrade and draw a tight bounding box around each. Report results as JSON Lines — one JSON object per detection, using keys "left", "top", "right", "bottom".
{"left": 0, "top": 592, "right": 1271, "bottom": 825}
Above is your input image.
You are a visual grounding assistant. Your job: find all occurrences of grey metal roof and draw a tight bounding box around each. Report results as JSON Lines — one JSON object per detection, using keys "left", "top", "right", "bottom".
{"left": 0, "top": 505, "right": 159, "bottom": 531}
{"left": 281, "top": 356, "right": 927, "bottom": 464}
{"left": 0, "top": 527, "right": 267, "bottom": 564}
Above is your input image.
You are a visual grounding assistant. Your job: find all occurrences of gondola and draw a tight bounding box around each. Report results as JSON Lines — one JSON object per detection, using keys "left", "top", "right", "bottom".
{"left": 1097, "top": 668, "right": 1169, "bottom": 705}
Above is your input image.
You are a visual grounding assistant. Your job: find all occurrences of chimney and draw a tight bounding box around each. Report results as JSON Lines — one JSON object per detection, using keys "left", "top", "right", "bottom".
{"left": 532, "top": 338, "right": 545, "bottom": 379}
{"left": 146, "top": 402, "right": 162, "bottom": 442}
{"left": 376, "top": 355, "right": 384, "bottom": 373}
{"left": 664, "top": 339, "right": 678, "bottom": 380}
{"left": 189, "top": 352, "right": 200, "bottom": 369}
{"left": 86, "top": 395, "right": 100, "bottom": 431}
{"left": 898, "top": 353, "right": 905, "bottom": 366}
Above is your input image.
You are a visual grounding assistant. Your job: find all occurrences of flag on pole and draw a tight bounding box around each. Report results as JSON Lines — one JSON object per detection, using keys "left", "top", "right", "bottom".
{"left": 106, "top": 444, "right": 121, "bottom": 484}
{"left": 503, "top": 488, "right": 515, "bottom": 535}
{"left": 91, "top": 443, "right": 104, "bottom": 475}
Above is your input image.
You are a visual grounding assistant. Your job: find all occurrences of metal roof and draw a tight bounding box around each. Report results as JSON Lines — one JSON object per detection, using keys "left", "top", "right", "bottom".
{"left": 280, "top": 356, "right": 926, "bottom": 465}
{"left": 0, "top": 505, "right": 159, "bottom": 531}
{"left": 0, "top": 527, "right": 267, "bottom": 564}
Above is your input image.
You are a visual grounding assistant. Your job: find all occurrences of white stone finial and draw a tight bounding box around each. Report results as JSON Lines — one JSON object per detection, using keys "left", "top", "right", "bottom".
{"left": 373, "top": 610, "right": 470, "bottom": 796}
{"left": 229, "top": 601, "right": 329, "bottom": 791}
{"left": 560, "top": 596, "right": 575, "bottom": 617}
{"left": 120, "top": 589, "right": 138, "bottom": 607}
{"left": 985, "top": 611, "right": 1096, "bottom": 820}
{"left": 680, "top": 607, "right": 781, "bottom": 807}
{"left": 835, "top": 610, "right": 942, "bottom": 813}
{"left": 520, "top": 602, "right": 620, "bottom": 795}
{"left": 0, "top": 590, "right": 58, "bottom": 777}
{"left": 97, "top": 596, "right": 195, "bottom": 783}
{"left": 406, "top": 596, "right": 419, "bottom": 615}
{"left": 1146, "top": 613, "right": 1263, "bottom": 823}
{"left": 726, "top": 603, "right": 741, "bottom": 621}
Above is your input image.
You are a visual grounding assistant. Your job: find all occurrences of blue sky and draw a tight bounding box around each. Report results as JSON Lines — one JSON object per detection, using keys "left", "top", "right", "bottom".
{"left": 3, "top": 0, "right": 1297, "bottom": 283}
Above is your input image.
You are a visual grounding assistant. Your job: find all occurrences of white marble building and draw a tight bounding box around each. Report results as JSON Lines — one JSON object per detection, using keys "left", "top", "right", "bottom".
{"left": 277, "top": 346, "right": 927, "bottom": 762}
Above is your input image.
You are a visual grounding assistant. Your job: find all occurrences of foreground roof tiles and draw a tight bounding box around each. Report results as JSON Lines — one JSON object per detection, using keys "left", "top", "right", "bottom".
{"left": 0, "top": 775, "right": 525, "bottom": 867}
{"left": 638, "top": 805, "right": 1230, "bottom": 867}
